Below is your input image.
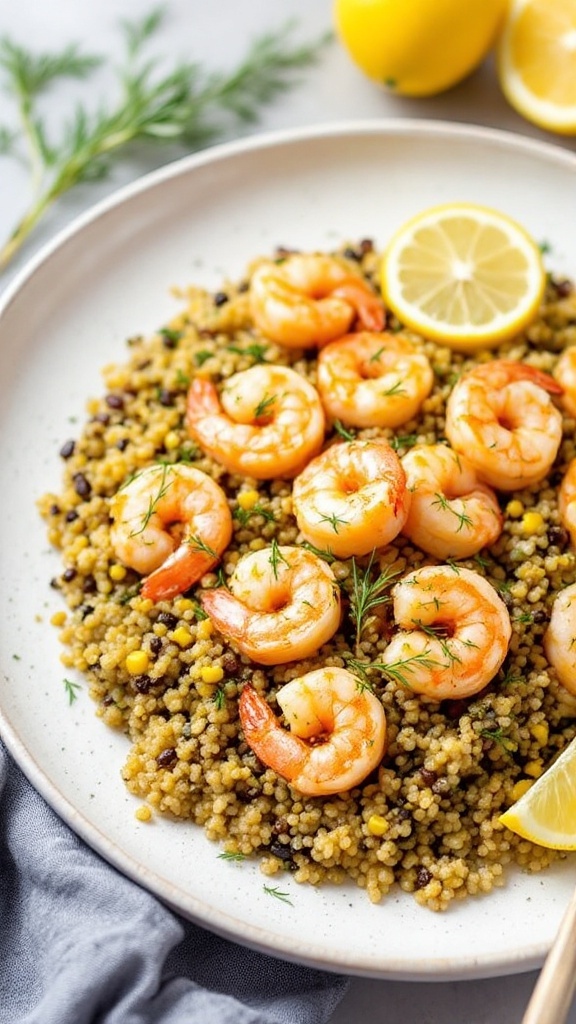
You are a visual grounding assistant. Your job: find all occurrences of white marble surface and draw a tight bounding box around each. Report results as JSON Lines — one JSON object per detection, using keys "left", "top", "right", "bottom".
{"left": 2, "top": 3, "right": 576, "bottom": 1021}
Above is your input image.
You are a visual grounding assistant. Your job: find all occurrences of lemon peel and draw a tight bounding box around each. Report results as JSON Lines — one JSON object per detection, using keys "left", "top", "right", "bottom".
{"left": 498, "top": 0, "right": 576, "bottom": 135}
{"left": 499, "top": 735, "right": 576, "bottom": 850}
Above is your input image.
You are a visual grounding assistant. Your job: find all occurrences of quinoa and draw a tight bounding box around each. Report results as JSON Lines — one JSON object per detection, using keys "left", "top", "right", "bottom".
{"left": 39, "top": 243, "right": 576, "bottom": 911}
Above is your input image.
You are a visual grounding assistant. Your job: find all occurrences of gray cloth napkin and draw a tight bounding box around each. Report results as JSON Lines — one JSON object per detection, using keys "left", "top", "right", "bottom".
{"left": 0, "top": 740, "right": 348, "bottom": 1024}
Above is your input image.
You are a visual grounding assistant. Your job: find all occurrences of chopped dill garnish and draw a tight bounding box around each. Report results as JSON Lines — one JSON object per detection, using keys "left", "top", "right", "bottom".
{"left": 253, "top": 392, "right": 276, "bottom": 419}
{"left": 348, "top": 551, "right": 400, "bottom": 651}
{"left": 333, "top": 419, "right": 356, "bottom": 442}
{"left": 218, "top": 851, "right": 246, "bottom": 862}
{"left": 263, "top": 884, "right": 294, "bottom": 905}
{"left": 63, "top": 677, "right": 81, "bottom": 704}
{"left": 268, "top": 537, "right": 289, "bottom": 579}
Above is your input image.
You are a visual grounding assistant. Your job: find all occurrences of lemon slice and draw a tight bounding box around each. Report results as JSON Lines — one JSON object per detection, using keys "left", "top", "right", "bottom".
{"left": 498, "top": 0, "right": 576, "bottom": 135}
{"left": 499, "top": 736, "right": 576, "bottom": 850}
{"left": 380, "top": 202, "right": 545, "bottom": 352}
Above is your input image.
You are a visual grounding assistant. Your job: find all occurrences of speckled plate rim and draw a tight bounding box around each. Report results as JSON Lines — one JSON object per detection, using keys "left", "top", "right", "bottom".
{"left": 1, "top": 119, "right": 576, "bottom": 982}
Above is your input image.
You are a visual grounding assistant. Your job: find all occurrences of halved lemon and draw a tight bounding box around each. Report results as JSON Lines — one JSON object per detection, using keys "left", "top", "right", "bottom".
{"left": 498, "top": 0, "right": 576, "bottom": 135}
{"left": 380, "top": 202, "right": 546, "bottom": 352}
{"left": 499, "top": 735, "right": 576, "bottom": 850}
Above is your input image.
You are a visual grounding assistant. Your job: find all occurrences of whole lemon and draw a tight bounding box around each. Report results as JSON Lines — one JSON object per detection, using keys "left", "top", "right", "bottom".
{"left": 334, "top": 0, "right": 507, "bottom": 97}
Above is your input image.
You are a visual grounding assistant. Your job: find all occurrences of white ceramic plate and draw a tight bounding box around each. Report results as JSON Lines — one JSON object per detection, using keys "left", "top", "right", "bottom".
{"left": 1, "top": 120, "right": 576, "bottom": 982}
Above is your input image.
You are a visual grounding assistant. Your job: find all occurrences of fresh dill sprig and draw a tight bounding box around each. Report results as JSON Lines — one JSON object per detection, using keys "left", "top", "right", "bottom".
{"left": 348, "top": 550, "right": 400, "bottom": 652}
{"left": 263, "top": 884, "right": 294, "bottom": 905}
{"left": 268, "top": 537, "right": 289, "bottom": 579}
{"left": 0, "top": 9, "right": 328, "bottom": 270}
{"left": 333, "top": 419, "right": 356, "bottom": 442}
{"left": 218, "top": 850, "right": 246, "bottom": 862}
{"left": 345, "top": 650, "right": 446, "bottom": 689}
{"left": 63, "top": 677, "right": 81, "bottom": 704}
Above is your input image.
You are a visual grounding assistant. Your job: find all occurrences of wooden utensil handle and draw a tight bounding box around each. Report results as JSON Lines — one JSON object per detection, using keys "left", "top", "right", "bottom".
{"left": 522, "top": 883, "right": 576, "bottom": 1024}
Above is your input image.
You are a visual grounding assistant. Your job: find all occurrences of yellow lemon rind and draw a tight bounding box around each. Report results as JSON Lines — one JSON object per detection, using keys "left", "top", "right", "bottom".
{"left": 497, "top": 0, "right": 576, "bottom": 135}
{"left": 499, "top": 736, "right": 576, "bottom": 850}
{"left": 380, "top": 202, "right": 546, "bottom": 352}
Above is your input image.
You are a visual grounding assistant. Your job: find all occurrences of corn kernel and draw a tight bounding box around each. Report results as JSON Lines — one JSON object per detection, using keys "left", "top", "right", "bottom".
{"left": 175, "top": 598, "right": 194, "bottom": 614}
{"left": 50, "top": 610, "right": 67, "bottom": 627}
{"left": 164, "top": 430, "right": 180, "bottom": 451}
{"left": 196, "top": 618, "right": 213, "bottom": 640}
{"left": 125, "top": 650, "right": 150, "bottom": 675}
{"left": 530, "top": 722, "right": 549, "bottom": 746}
{"left": 366, "top": 814, "right": 389, "bottom": 836}
{"left": 135, "top": 805, "right": 152, "bottom": 822}
{"left": 171, "top": 626, "right": 193, "bottom": 648}
{"left": 109, "top": 563, "right": 127, "bottom": 581}
{"left": 521, "top": 511, "right": 544, "bottom": 535}
{"left": 506, "top": 499, "right": 524, "bottom": 518}
{"left": 200, "top": 664, "right": 224, "bottom": 683}
{"left": 510, "top": 779, "right": 534, "bottom": 802}
{"left": 237, "top": 489, "right": 259, "bottom": 510}
{"left": 524, "top": 758, "right": 544, "bottom": 778}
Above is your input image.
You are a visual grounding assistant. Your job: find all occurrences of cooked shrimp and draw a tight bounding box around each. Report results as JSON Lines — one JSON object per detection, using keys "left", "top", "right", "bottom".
{"left": 186, "top": 364, "right": 325, "bottom": 480}
{"left": 200, "top": 545, "right": 341, "bottom": 665}
{"left": 109, "top": 463, "right": 232, "bottom": 602}
{"left": 558, "top": 457, "right": 576, "bottom": 548}
{"left": 401, "top": 443, "right": 503, "bottom": 559}
{"left": 291, "top": 439, "right": 410, "bottom": 559}
{"left": 317, "top": 331, "right": 434, "bottom": 428}
{"left": 249, "top": 253, "right": 384, "bottom": 348}
{"left": 445, "top": 360, "right": 563, "bottom": 491}
{"left": 553, "top": 347, "right": 576, "bottom": 417}
{"left": 380, "top": 565, "right": 512, "bottom": 700}
{"left": 238, "top": 668, "right": 387, "bottom": 795}
{"left": 544, "top": 583, "right": 576, "bottom": 696}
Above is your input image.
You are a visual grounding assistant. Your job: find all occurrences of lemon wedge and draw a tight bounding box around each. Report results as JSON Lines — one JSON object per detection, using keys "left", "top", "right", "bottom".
{"left": 380, "top": 202, "right": 546, "bottom": 352}
{"left": 498, "top": 0, "right": 576, "bottom": 135}
{"left": 499, "top": 735, "right": 576, "bottom": 850}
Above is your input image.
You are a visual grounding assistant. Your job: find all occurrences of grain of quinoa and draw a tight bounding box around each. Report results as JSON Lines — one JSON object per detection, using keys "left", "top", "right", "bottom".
{"left": 39, "top": 246, "right": 576, "bottom": 910}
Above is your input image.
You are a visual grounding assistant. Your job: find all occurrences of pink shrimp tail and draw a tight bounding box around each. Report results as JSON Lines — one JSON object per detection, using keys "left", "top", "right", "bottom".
{"left": 238, "top": 684, "right": 307, "bottom": 781}
{"left": 186, "top": 377, "right": 222, "bottom": 427}
{"left": 332, "top": 280, "right": 385, "bottom": 333}
{"left": 200, "top": 587, "right": 249, "bottom": 640}
{"left": 141, "top": 544, "right": 219, "bottom": 602}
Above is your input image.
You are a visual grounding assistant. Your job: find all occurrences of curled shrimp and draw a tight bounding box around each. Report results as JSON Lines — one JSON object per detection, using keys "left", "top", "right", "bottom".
{"left": 291, "top": 439, "right": 410, "bottom": 559}
{"left": 238, "top": 668, "right": 387, "bottom": 795}
{"left": 445, "top": 359, "right": 563, "bottom": 491}
{"left": 401, "top": 443, "right": 503, "bottom": 560}
{"left": 553, "top": 347, "right": 576, "bottom": 418}
{"left": 249, "top": 253, "right": 384, "bottom": 348}
{"left": 380, "top": 565, "right": 512, "bottom": 700}
{"left": 317, "top": 331, "right": 434, "bottom": 428}
{"left": 544, "top": 583, "right": 576, "bottom": 696}
{"left": 200, "top": 545, "right": 341, "bottom": 665}
{"left": 558, "top": 457, "right": 576, "bottom": 548}
{"left": 109, "top": 463, "right": 232, "bottom": 602}
{"left": 186, "top": 364, "right": 325, "bottom": 480}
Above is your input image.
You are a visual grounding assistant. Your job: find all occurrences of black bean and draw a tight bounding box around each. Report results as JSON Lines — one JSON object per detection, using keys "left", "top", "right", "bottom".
{"left": 415, "top": 867, "right": 433, "bottom": 889}
{"left": 157, "top": 611, "right": 178, "bottom": 629}
{"left": 116, "top": 438, "right": 129, "bottom": 451}
{"left": 213, "top": 291, "right": 229, "bottom": 307}
{"left": 532, "top": 609, "right": 548, "bottom": 625}
{"left": 105, "top": 393, "right": 125, "bottom": 410}
{"left": 157, "top": 388, "right": 175, "bottom": 407}
{"left": 269, "top": 841, "right": 293, "bottom": 862}
{"left": 549, "top": 525, "right": 568, "bottom": 548}
{"left": 419, "top": 768, "right": 437, "bottom": 787}
{"left": 73, "top": 473, "right": 92, "bottom": 499}
{"left": 65, "top": 510, "right": 79, "bottom": 523}
{"left": 149, "top": 635, "right": 163, "bottom": 655}
{"left": 93, "top": 411, "right": 111, "bottom": 425}
{"left": 157, "top": 747, "right": 177, "bottom": 768}
{"left": 133, "top": 675, "right": 153, "bottom": 693}
{"left": 59, "top": 439, "right": 76, "bottom": 459}
{"left": 62, "top": 567, "right": 77, "bottom": 582}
